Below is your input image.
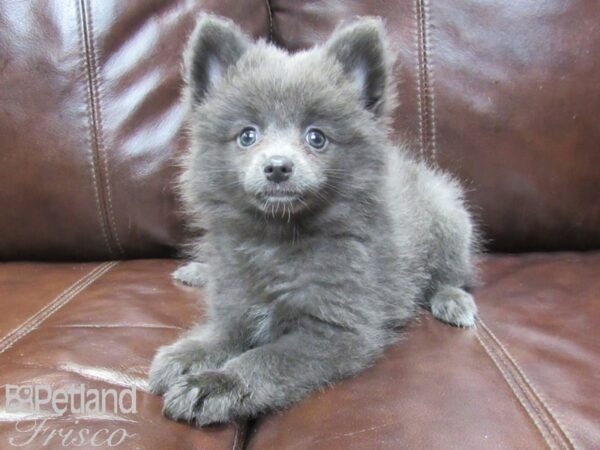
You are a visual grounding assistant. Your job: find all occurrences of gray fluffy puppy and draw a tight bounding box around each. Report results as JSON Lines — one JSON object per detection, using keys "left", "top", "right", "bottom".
{"left": 150, "top": 15, "right": 479, "bottom": 426}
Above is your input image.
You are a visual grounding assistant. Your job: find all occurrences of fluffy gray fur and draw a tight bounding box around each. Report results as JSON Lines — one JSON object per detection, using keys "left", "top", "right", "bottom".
{"left": 150, "top": 15, "right": 479, "bottom": 426}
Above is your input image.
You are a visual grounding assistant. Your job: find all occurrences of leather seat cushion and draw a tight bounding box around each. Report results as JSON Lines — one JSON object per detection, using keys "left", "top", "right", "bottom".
{"left": 0, "top": 254, "right": 598, "bottom": 449}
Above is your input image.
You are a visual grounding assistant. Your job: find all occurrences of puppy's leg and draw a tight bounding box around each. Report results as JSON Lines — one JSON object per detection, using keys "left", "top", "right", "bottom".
{"left": 172, "top": 262, "right": 208, "bottom": 287}
{"left": 161, "top": 322, "right": 381, "bottom": 425}
{"left": 149, "top": 323, "right": 240, "bottom": 395}
{"left": 430, "top": 285, "right": 477, "bottom": 328}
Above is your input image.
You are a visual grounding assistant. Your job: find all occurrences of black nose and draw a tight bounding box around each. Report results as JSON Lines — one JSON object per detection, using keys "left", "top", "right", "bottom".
{"left": 263, "top": 156, "right": 294, "bottom": 183}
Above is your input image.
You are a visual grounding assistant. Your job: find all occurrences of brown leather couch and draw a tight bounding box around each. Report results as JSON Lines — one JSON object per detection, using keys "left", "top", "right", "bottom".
{"left": 1, "top": 1, "right": 598, "bottom": 449}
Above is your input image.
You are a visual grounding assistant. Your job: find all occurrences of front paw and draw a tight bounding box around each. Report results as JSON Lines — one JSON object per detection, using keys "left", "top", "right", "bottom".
{"left": 149, "top": 341, "right": 209, "bottom": 395}
{"left": 162, "top": 371, "right": 249, "bottom": 426}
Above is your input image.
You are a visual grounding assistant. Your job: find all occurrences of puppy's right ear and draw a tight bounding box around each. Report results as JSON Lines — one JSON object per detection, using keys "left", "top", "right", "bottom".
{"left": 184, "top": 15, "right": 250, "bottom": 105}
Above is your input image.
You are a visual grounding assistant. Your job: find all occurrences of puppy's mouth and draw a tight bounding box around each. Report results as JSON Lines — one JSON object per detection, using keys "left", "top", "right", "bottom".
{"left": 258, "top": 186, "right": 302, "bottom": 204}
{"left": 251, "top": 185, "right": 307, "bottom": 217}
{"left": 262, "top": 192, "right": 301, "bottom": 203}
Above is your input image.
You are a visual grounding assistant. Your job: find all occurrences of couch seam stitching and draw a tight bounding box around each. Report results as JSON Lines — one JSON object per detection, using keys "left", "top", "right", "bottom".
{"left": 413, "top": 0, "right": 425, "bottom": 160}
{"left": 84, "top": 0, "right": 125, "bottom": 257}
{"left": 264, "top": 0, "right": 273, "bottom": 42}
{"left": 476, "top": 329, "right": 555, "bottom": 449}
{"left": 478, "top": 322, "right": 564, "bottom": 447}
{"left": 232, "top": 422, "right": 239, "bottom": 450}
{"left": 423, "top": 0, "right": 438, "bottom": 162}
{"left": 414, "top": 0, "right": 438, "bottom": 163}
{"left": 76, "top": 0, "right": 113, "bottom": 257}
{"left": 232, "top": 421, "right": 249, "bottom": 450}
{"left": 481, "top": 321, "right": 575, "bottom": 449}
{"left": 0, "top": 262, "right": 118, "bottom": 354}
{"left": 77, "top": 0, "right": 124, "bottom": 257}
{"left": 479, "top": 319, "right": 579, "bottom": 450}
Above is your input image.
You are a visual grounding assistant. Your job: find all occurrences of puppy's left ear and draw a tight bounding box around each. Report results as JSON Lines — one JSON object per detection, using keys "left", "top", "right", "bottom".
{"left": 325, "top": 18, "right": 394, "bottom": 118}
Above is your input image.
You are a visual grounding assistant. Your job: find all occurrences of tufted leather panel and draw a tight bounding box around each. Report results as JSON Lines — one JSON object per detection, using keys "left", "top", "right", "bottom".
{"left": 267, "top": 0, "right": 600, "bottom": 252}
{"left": 0, "top": 0, "right": 269, "bottom": 260}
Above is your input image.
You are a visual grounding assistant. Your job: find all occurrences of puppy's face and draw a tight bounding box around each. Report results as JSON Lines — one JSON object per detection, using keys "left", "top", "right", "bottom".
{"left": 235, "top": 123, "right": 329, "bottom": 216}
{"left": 183, "top": 16, "right": 393, "bottom": 218}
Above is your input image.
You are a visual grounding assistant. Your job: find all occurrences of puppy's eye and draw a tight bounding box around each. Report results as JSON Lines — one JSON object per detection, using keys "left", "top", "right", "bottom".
{"left": 238, "top": 127, "right": 258, "bottom": 147}
{"left": 305, "top": 129, "right": 328, "bottom": 151}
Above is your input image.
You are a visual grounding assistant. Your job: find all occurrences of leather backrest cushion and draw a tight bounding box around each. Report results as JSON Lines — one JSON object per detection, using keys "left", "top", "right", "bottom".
{"left": 1, "top": 0, "right": 599, "bottom": 260}
{"left": 0, "top": 0, "right": 269, "bottom": 260}
{"left": 268, "top": 0, "right": 600, "bottom": 252}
